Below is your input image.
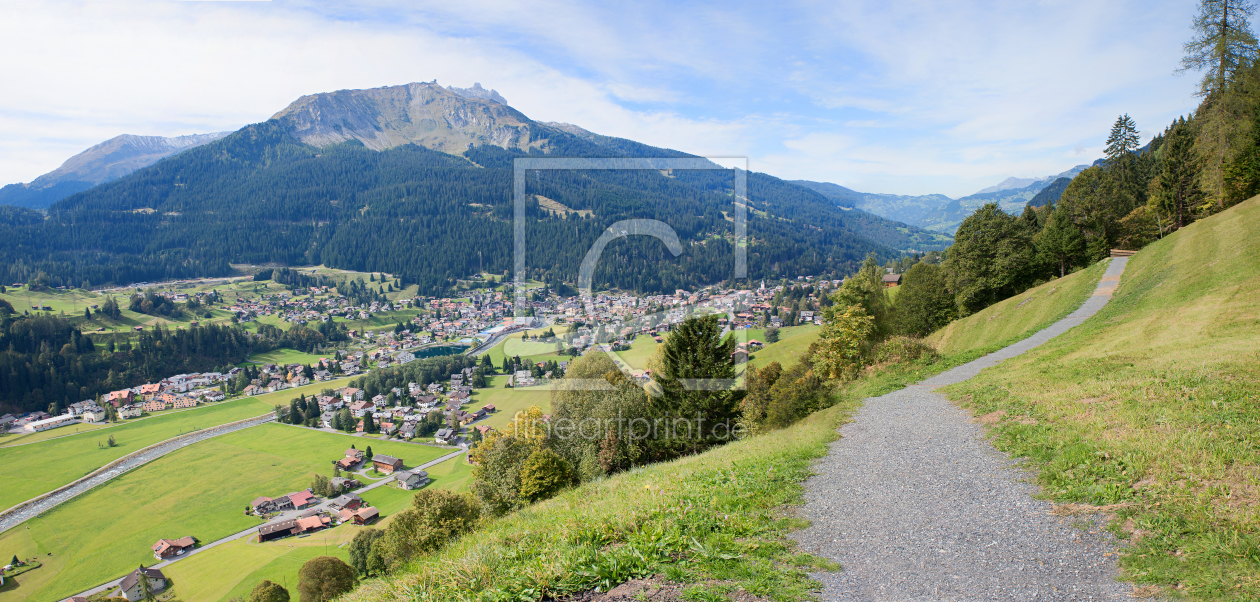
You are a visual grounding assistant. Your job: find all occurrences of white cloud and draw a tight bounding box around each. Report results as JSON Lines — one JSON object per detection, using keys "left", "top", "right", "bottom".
{"left": 0, "top": 0, "right": 1208, "bottom": 201}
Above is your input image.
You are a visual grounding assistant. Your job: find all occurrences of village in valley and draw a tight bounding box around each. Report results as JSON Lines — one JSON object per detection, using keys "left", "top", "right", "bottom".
{"left": 0, "top": 264, "right": 853, "bottom": 602}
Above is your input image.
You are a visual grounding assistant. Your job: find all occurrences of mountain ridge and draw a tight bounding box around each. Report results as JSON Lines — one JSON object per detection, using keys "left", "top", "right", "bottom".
{"left": 0, "top": 81, "right": 950, "bottom": 292}
{"left": 0, "top": 132, "right": 231, "bottom": 209}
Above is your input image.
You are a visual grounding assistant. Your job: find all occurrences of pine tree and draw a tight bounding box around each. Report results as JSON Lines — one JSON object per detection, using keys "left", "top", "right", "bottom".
{"left": 1179, "top": 0, "right": 1260, "bottom": 96}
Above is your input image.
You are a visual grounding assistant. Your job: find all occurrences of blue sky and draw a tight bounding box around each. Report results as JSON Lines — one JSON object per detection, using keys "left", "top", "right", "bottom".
{"left": 0, "top": 0, "right": 1203, "bottom": 197}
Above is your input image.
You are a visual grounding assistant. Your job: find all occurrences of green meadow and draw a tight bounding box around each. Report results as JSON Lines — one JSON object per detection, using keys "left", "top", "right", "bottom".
{"left": 0, "top": 423, "right": 451, "bottom": 602}
{"left": 0, "top": 398, "right": 271, "bottom": 510}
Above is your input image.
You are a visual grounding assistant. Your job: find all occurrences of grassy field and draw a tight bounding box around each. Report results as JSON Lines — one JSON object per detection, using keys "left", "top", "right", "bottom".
{"left": 471, "top": 375, "right": 553, "bottom": 430}
{"left": 481, "top": 326, "right": 572, "bottom": 368}
{"left": 942, "top": 196, "right": 1260, "bottom": 600}
{"left": 926, "top": 259, "right": 1108, "bottom": 356}
{"left": 0, "top": 423, "right": 451, "bottom": 602}
{"left": 245, "top": 347, "right": 330, "bottom": 366}
{"left": 747, "top": 324, "right": 821, "bottom": 369}
{"left": 0, "top": 398, "right": 271, "bottom": 510}
{"left": 0, "top": 421, "right": 110, "bottom": 447}
{"left": 159, "top": 453, "right": 472, "bottom": 602}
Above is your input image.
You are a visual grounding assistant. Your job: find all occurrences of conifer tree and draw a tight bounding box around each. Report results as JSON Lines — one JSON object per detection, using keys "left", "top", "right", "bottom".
{"left": 1179, "top": 0, "right": 1260, "bottom": 96}
{"left": 1035, "top": 207, "right": 1087, "bottom": 278}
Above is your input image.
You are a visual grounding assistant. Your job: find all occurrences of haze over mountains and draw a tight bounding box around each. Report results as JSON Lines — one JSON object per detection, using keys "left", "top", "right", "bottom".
{"left": 0, "top": 81, "right": 953, "bottom": 293}
{"left": 0, "top": 132, "right": 231, "bottom": 209}
{"left": 792, "top": 164, "right": 1089, "bottom": 234}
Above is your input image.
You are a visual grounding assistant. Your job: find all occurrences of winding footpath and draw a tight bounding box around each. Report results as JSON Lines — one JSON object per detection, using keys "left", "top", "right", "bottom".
{"left": 793, "top": 257, "right": 1132, "bottom": 601}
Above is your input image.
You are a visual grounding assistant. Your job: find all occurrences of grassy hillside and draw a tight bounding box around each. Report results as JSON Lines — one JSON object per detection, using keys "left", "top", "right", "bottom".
{"left": 943, "top": 196, "right": 1260, "bottom": 599}
{"left": 926, "top": 259, "right": 1107, "bottom": 357}
{"left": 339, "top": 342, "right": 1004, "bottom": 602}
{"left": 748, "top": 324, "right": 821, "bottom": 369}
{"left": 0, "top": 423, "right": 451, "bottom": 602}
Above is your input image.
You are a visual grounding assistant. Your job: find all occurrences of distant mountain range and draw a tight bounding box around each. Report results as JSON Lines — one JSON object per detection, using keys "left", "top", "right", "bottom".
{"left": 0, "top": 132, "right": 231, "bottom": 209}
{"left": 0, "top": 81, "right": 951, "bottom": 292}
{"left": 792, "top": 164, "right": 1090, "bottom": 234}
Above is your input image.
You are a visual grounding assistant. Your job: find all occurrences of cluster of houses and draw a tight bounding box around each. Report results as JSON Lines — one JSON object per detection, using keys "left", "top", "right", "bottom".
{"left": 1, "top": 371, "right": 239, "bottom": 435}
{"left": 311, "top": 369, "right": 496, "bottom": 442}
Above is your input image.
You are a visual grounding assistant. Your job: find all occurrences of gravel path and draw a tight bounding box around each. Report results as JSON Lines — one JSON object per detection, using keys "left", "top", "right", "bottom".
{"left": 792, "top": 258, "right": 1132, "bottom": 601}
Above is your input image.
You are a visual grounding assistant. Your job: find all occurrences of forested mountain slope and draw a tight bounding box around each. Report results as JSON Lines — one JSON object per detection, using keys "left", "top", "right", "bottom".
{"left": 0, "top": 132, "right": 230, "bottom": 209}
{"left": 0, "top": 82, "right": 943, "bottom": 294}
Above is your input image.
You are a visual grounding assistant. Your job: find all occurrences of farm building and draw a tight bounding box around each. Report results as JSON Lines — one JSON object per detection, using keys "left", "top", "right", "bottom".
{"left": 372, "top": 455, "right": 403, "bottom": 474}
{"left": 23, "top": 414, "right": 74, "bottom": 432}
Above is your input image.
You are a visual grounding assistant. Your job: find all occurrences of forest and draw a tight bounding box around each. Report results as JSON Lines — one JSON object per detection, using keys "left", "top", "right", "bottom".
{"left": 0, "top": 303, "right": 348, "bottom": 413}
{"left": 0, "top": 117, "right": 948, "bottom": 296}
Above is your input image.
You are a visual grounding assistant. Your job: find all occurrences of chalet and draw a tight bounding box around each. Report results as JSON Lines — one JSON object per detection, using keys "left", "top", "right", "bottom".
{"left": 474, "top": 424, "right": 494, "bottom": 437}
{"left": 394, "top": 469, "right": 430, "bottom": 490}
{"left": 372, "top": 455, "right": 403, "bottom": 474}
{"left": 117, "top": 566, "right": 167, "bottom": 601}
{"left": 329, "top": 493, "right": 363, "bottom": 511}
{"left": 106, "top": 390, "right": 135, "bottom": 406}
{"left": 0, "top": 414, "right": 15, "bottom": 429}
{"left": 435, "top": 427, "right": 455, "bottom": 444}
{"left": 118, "top": 404, "right": 143, "bottom": 419}
{"left": 340, "top": 506, "right": 379, "bottom": 525}
{"left": 481, "top": 404, "right": 496, "bottom": 413}
{"left": 243, "top": 384, "right": 264, "bottom": 396}
{"left": 449, "top": 391, "right": 471, "bottom": 402}
{"left": 287, "top": 490, "right": 317, "bottom": 509}
{"left": 151, "top": 536, "right": 195, "bottom": 560}
{"left": 882, "top": 273, "right": 902, "bottom": 288}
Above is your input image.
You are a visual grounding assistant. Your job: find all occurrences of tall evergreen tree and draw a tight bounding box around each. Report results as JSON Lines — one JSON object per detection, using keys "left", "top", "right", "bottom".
{"left": 1179, "top": 0, "right": 1260, "bottom": 96}
{"left": 1035, "top": 206, "right": 1087, "bottom": 278}
{"left": 655, "top": 315, "right": 738, "bottom": 451}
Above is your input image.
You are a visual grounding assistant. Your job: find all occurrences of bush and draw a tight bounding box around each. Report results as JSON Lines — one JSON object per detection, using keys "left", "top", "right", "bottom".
{"left": 249, "top": 579, "right": 290, "bottom": 602}
{"left": 375, "top": 489, "right": 481, "bottom": 572}
{"left": 871, "top": 336, "right": 939, "bottom": 365}
{"left": 297, "top": 556, "right": 356, "bottom": 602}
{"left": 518, "top": 448, "right": 574, "bottom": 502}
{"left": 348, "top": 529, "right": 386, "bottom": 577}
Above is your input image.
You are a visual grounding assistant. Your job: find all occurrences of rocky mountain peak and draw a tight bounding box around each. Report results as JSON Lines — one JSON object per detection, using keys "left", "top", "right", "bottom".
{"left": 269, "top": 81, "right": 541, "bottom": 154}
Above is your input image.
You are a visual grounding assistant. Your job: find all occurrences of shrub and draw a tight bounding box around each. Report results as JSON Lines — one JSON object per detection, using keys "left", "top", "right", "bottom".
{"left": 518, "top": 448, "right": 574, "bottom": 502}
{"left": 375, "top": 489, "right": 481, "bottom": 571}
{"left": 296, "top": 556, "right": 356, "bottom": 602}
{"left": 871, "top": 336, "right": 939, "bottom": 365}
{"left": 249, "top": 579, "right": 290, "bottom": 602}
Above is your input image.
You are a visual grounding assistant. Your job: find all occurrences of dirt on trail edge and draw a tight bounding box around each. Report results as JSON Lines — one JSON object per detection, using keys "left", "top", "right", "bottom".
{"left": 791, "top": 257, "right": 1140, "bottom": 601}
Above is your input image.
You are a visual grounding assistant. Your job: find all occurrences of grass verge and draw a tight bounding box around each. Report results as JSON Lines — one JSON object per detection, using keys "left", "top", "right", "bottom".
{"left": 926, "top": 259, "right": 1108, "bottom": 357}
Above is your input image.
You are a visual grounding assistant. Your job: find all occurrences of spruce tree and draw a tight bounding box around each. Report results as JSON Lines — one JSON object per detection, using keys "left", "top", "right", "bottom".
{"left": 1035, "top": 207, "right": 1087, "bottom": 278}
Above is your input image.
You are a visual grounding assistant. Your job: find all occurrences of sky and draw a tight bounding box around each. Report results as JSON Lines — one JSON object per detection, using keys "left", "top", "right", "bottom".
{"left": 0, "top": 0, "right": 1204, "bottom": 198}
